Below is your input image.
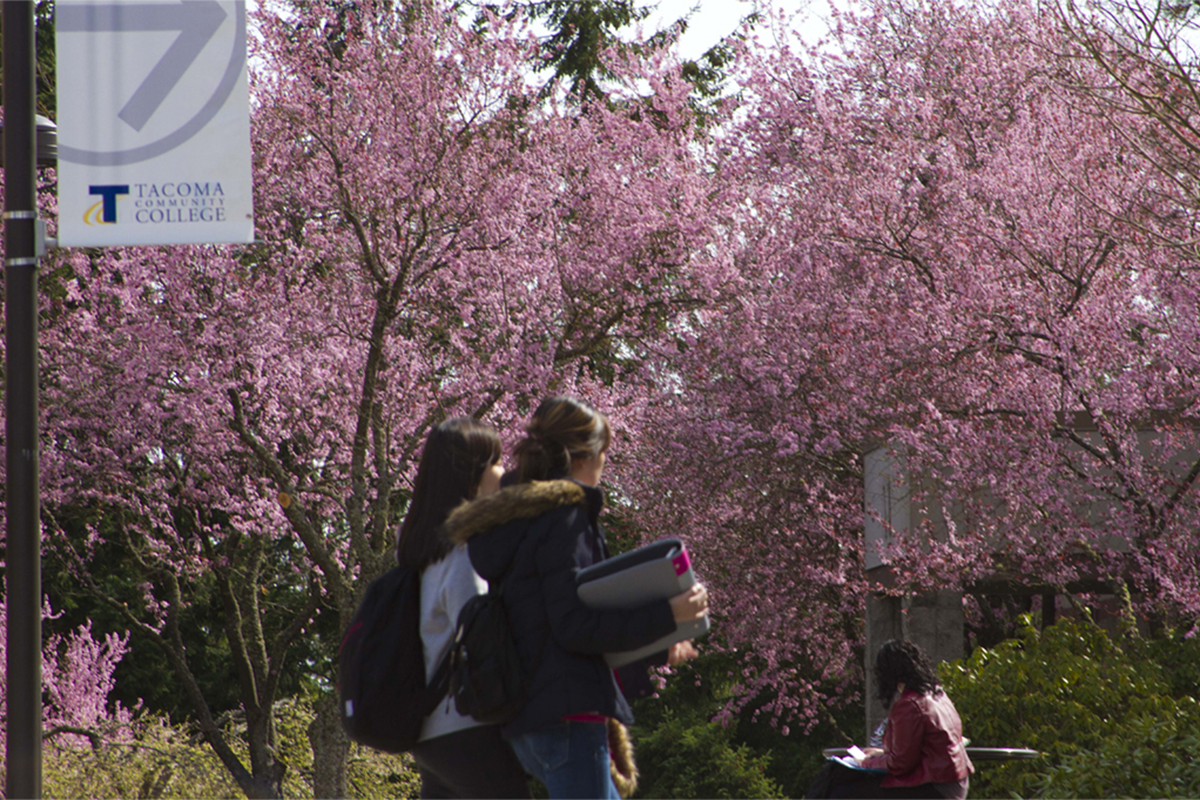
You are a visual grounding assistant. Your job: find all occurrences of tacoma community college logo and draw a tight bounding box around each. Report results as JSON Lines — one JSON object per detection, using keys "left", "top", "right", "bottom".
{"left": 85, "top": 185, "right": 128, "bottom": 225}
{"left": 84, "top": 182, "right": 229, "bottom": 226}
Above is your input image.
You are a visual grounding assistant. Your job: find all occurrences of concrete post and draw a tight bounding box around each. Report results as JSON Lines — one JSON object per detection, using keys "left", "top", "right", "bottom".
{"left": 864, "top": 590, "right": 964, "bottom": 740}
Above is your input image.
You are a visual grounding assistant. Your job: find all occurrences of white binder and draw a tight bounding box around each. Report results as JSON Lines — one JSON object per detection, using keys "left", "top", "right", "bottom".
{"left": 577, "top": 538, "right": 710, "bottom": 668}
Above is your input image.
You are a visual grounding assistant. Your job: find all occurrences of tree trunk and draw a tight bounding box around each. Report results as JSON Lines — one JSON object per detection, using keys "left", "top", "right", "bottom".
{"left": 309, "top": 694, "right": 351, "bottom": 799}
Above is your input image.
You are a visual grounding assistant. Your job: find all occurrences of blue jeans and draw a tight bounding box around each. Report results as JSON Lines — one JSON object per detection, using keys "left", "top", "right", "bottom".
{"left": 510, "top": 721, "right": 619, "bottom": 799}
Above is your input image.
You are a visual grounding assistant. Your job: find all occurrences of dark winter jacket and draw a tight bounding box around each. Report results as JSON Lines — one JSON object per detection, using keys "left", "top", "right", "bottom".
{"left": 443, "top": 479, "right": 677, "bottom": 737}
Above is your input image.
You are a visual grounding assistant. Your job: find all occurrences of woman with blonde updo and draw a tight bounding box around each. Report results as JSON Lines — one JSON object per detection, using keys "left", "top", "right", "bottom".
{"left": 442, "top": 396, "right": 707, "bottom": 798}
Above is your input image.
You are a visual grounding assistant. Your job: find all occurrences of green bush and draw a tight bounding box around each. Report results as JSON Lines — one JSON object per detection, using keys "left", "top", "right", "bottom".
{"left": 273, "top": 695, "right": 422, "bottom": 799}
{"left": 629, "top": 648, "right": 854, "bottom": 799}
{"left": 633, "top": 711, "right": 784, "bottom": 799}
{"left": 729, "top": 688, "right": 860, "bottom": 799}
{"left": 1129, "top": 630, "right": 1200, "bottom": 700}
{"left": 941, "top": 617, "right": 1200, "bottom": 799}
{"left": 43, "top": 717, "right": 243, "bottom": 799}
{"left": 1038, "top": 701, "right": 1200, "bottom": 799}
{"left": 627, "top": 621, "right": 1200, "bottom": 799}
{"left": 38, "top": 697, "right": 422, "bottom": 799}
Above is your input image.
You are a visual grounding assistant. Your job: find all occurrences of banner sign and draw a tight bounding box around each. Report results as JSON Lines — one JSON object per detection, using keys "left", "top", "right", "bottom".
{"left": 56, "top": 0, "right": 253, "bottom": 247}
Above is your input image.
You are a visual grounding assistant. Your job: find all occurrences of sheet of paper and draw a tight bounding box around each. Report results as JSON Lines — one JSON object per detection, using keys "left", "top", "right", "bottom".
{"left": 828, "top": 745, "right": 887, "bottom": 774}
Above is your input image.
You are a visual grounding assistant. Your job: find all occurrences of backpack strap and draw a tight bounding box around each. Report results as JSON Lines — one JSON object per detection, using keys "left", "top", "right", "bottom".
{"left": 430, "top": 563, "right": 512, "bottom": 713}
{"left": 427, "top": 647, "right": 453, "bottom": 703}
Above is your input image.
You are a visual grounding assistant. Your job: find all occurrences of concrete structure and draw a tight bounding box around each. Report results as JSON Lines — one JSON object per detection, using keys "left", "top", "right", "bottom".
{"left": 863, "top": 446, "right": 967, "bottom": 736}
{"left": 863, "top": 590, "right": 964, "bottom": 738}
{"left": 861, "top": 415, "right": 1200, "bottom": 736}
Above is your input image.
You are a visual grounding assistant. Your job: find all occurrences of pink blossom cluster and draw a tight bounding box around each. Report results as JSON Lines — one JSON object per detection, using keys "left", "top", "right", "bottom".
{"left": 0, "top": 603, "right": 133, "bottom": 753}
{"left": 627, "top": 0, "right": 1200, "bottom": 729}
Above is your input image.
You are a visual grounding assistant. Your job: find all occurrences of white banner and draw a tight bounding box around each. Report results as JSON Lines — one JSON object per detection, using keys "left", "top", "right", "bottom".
{"left": 55, "top": 0, "right": 253, "bottom": 247}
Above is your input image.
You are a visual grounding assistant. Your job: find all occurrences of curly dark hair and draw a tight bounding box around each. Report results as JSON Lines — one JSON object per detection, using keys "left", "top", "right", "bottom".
{"left": 874, "top": 639, "right": 943, "bottom": 706}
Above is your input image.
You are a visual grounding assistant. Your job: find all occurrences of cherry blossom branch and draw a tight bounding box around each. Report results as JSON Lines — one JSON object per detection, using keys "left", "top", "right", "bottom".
{"left": 227, "top": 388, "right": 350, "bottom": 605}
{"left": 43, "top": 725, "right": 102, "bottom": 750}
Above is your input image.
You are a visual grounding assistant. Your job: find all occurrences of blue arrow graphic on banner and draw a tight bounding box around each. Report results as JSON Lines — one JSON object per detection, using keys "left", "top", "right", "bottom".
{"left": 58, "top": 1, "right": 228, "bottom": 131}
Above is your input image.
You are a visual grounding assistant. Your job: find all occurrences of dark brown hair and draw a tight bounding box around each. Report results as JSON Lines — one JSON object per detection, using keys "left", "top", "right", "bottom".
{"left": 874, "top": 639, "right": 943, "bottom": 706}
{"left": 511, "top": 395, "right": 611, "bottom": 484}
{"left": 396, "top": 417, "right": 502, "bottom": 571}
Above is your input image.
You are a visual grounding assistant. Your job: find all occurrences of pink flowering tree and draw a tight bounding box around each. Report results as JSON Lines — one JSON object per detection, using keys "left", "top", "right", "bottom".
{"left": 629, "top": 0, "right": 1200, "bottom": 733}
{"left": 1055, "top": 0, "right": 1200, "bottom": 259}
{"left": 17, "top": 0, "right": 1200, "bottom": 780}
{"left": 25, "top": 1, "right": 723, "bottom": 796}
{"left": 0, "top": 602, "right": 133, "bottom": 760}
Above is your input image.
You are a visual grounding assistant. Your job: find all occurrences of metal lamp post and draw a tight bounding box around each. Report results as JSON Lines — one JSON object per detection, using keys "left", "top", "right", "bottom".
{"left": 3, "top": 4, "right": 56, "bottom": 798}
{"left": 0, "top": 115, "right": 59, "bottom": 168}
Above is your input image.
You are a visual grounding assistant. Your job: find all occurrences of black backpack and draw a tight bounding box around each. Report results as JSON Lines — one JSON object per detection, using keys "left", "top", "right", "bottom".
{"left": 447, "top": 576, "right": 528, "bottom": 725}
{"left": 338, "top": 566, "right": 450, "bottom": 752}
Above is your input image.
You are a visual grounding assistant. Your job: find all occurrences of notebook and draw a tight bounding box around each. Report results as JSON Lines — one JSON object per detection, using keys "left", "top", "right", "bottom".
{"left": 577, "top": 538, "right": 711, "bottom": 667}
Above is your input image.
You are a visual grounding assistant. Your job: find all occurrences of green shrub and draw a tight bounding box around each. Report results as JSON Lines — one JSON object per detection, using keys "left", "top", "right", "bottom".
{"left": 1129, "top": 629, "right": 1200, "bottom": 700}
{"left": 633, "top": 711, "right": 784, "bottom": 799}
{"left": 43, "top": 717, "right": 242, "bottom": 799}
{"left": 1038, "top": 701, "right": 1200, "bottom": 799}
{"left": 729, "top": 688, "right": 860, "bottom": 799}
{"left": 629, "top": 648, "right": 852, "bottom": 799}
{"left": 941, "top": 617, "right": 1200, "bottom": 799}
{"left": 344, "top": 746, "right": 422, "bottom": 800}
{"left": 273, "top": 695, "right": 421, "bottom": 799}
{"left": 626, "top": 621, "right": 1200, "bottom": 800}
{"left": 38, "top": 697, "right": 422, "bottom": 799}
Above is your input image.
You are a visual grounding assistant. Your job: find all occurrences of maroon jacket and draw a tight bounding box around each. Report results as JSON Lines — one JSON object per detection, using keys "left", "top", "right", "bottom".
{"left": 861, "top": 688, "right": 974, "bottom": 788}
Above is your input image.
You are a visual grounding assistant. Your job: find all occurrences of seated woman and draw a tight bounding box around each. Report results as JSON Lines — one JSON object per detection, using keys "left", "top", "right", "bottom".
{"left": 833, "top": 639, "right": 974, "bottom": 799}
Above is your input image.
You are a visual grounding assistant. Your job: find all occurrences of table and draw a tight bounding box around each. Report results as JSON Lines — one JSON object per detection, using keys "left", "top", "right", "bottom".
{"left": 965, "top": 747, "right": 1039, "bottom": 761}
{"left": 822, "top": 747, "right": 1039, "bottom": 762}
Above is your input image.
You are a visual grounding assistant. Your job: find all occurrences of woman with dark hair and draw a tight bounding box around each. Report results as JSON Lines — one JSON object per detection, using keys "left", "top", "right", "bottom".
{"left": 397, "top": 417, "right": 530, "bottom": 800}
{"left": 443, "top": 396, "right": 707, "bottom": 799}
{"left": 829, "top": 639, "right": 973, "bottom": 799}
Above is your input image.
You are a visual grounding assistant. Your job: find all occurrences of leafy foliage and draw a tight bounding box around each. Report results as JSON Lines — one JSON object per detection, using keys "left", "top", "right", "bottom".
{"left": 43, "top": 502, "right": 246, "bottom": 720}
{"left": 271, "top": 696, "right": 423, "bottom": 799}
{"left": 523, "top": 0, "right": 652, "bottom": 103}
{"left": 38, "top": 697, "right": 421, "bottom": 799}
{"left": 629, "top": 647, "right": 859, "bottom": 800}
{"left": 1129, "top": 628, "right": 1200, "bottom": 699}
{"left": 1039, "top": 707, "right": 1200, "bottom": 799}
{"left": 0, "top": 0, "right": 56, "bottom": 117}
{"left": 630, "top": 651, "right": 783, "bottom": 800}
{"left": 941, "top": 618, "right": 1200, "bottom": 798}
{"left": 510, "top": 0, "right": 740, "bottom": 118}
{"left": 633, "top": 712, "right": 783, "bottom": 800}
{"left": 42, "top": 718, "right": 244, "bottom": 800}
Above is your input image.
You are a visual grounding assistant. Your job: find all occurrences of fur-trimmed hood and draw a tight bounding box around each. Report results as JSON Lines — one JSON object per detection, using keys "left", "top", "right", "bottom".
{"left": 443, "top": 479, "right": 590, "bottom": 546}
{"left": 443, "top": 479, "right": 602, "bottom": 586}
{"left": 442, "top": 477, "right": 665, "bottom": 742}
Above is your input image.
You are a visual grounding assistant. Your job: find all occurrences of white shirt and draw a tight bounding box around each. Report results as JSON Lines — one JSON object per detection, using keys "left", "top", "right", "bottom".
{"left": 418, "top": 544, "right": 489, "bottom": 741}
